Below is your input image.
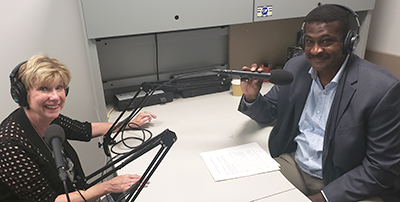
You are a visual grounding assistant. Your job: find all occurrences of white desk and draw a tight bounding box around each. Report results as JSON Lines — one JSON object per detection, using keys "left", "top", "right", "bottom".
{"left": 108, "top": 83, "right": 310, "bottom": 202}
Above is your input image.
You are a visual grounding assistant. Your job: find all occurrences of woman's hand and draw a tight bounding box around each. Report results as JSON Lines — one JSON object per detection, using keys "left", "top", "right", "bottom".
{"left": 104, "top": 174, "right": 142, "bottom": 193}
{"left": 54, "top": 174, "right": 145, "bottom": 202}
{"left": 130, "top": 111, "right": 156, "bottom": 127}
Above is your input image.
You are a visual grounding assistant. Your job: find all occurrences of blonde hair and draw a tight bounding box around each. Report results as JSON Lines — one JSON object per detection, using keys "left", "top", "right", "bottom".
{"left": 18, "top": 54, "right": 71, "bottom": 92}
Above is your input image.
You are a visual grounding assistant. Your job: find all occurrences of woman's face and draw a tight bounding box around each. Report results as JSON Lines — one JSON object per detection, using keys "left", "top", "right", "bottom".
{"left": 26, "top": 75, "right": 66, "bottom": 122}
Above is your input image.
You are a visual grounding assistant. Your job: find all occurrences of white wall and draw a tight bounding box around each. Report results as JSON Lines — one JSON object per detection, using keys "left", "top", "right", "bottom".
{"left": 0, "top": 1, "right": 107, "bottom": 175}
{"left": 367, "top": 0, "right": 400, "bottom": 56}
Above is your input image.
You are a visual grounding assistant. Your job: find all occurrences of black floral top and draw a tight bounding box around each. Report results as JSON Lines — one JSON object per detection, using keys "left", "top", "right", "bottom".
{"left": 0, "top": 108, "right": 92, "bottom": 202}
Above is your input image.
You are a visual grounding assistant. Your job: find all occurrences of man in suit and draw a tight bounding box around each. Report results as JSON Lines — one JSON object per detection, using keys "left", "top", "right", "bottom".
{"left": 238, "top": 4, "right": 400, "bottom": 202}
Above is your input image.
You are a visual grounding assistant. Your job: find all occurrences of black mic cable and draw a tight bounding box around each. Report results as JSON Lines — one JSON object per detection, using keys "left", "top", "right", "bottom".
{"left": 102, "top": 69, "right": 214, "bottom": 156}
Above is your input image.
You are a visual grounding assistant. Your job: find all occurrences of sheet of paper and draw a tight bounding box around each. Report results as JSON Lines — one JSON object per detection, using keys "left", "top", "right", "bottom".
{"left": 200, "top": 142, "right": 280, "bottom": 182}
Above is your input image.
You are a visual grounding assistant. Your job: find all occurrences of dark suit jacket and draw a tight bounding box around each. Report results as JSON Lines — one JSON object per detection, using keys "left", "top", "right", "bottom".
{"left": 239, "top": 54, "right": 400, "bottom": 201}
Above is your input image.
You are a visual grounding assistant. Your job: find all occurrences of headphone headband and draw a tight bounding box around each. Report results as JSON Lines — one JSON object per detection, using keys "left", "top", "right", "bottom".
{"left": 10, "top": 61, "right": 27, "bottom": 84}
{"left": 328, "top": 4, "right": 360, "bottom": 37}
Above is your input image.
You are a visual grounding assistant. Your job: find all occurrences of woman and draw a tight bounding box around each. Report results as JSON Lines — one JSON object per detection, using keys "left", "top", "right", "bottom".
{"left": 0, "top": 54, "right": 157, "bottom": 202}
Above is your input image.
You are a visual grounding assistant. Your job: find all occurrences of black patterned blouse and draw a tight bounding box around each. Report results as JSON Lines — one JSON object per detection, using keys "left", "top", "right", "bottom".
{"left": 0, "top": 108, "right": 92, "bottom": 202}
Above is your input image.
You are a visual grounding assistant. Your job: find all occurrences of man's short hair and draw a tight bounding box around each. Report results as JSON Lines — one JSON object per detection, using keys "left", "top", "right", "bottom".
{"left": 304, "top": 4, "right": 350, "bottom": 39}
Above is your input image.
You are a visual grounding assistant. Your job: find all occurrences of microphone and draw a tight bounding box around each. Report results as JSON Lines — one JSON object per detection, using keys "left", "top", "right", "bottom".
{"left": 44, "top": 124, "right": 67, "bottom": 182}
{"left": 212, "top": 69, "right": 293, "bottom": 85}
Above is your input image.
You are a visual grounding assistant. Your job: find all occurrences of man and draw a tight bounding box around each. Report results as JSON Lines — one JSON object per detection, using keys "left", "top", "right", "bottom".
{"left": 239, "top": 4, "right": 400, "bottom": 202}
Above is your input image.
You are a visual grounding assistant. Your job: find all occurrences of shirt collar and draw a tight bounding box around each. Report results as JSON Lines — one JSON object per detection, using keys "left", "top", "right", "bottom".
{"left": 308, "top": 55, "right": 350, "bottom": 84}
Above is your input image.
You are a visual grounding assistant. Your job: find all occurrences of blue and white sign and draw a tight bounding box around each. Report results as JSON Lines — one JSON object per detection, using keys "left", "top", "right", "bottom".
{"left": 257, "top": 5, "right": 273, "bottom": 18}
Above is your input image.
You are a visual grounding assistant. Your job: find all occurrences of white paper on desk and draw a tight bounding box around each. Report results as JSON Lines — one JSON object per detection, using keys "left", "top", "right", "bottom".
{"left": 200, "top": 142, "right": 280, "bottom": 182}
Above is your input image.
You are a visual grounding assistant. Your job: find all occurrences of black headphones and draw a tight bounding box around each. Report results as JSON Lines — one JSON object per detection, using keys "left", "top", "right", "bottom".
{"left": 9, "top": 61, "right": 69, "bottom": 107}
{"left": 299, "top": 4, "right": 360, "bottom": 55}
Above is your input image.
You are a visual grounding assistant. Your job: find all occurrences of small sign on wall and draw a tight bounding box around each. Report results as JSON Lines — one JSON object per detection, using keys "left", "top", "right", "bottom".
{"left": 257, "top": 5, "right": 273, "bottom": 18}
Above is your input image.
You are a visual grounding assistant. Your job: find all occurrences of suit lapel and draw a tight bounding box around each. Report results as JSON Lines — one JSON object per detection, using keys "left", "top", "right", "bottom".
{"left": 322, "top": 54, "right": 359, "bottom": 164}
{"left": 292, "top": 66, "right": 313, "bottom": 130}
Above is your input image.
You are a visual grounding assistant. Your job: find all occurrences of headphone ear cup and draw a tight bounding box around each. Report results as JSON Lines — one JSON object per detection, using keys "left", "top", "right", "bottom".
{"left": 10, "top": 84, "right": 20, "bottom": 104}
{"left": 10, "top": 60, "right": 28, "bottom": 107}
{"left": 343, "top": 30, "right": 357, "bottom": 55}
{"left": 65, "top": 87, "right": 69, "bottom": 97}
{"left": 300, "top": 33, "right": 305, "bottom": 50}
{"left": 11, "top": 81, "right": 28, "bottom": 107}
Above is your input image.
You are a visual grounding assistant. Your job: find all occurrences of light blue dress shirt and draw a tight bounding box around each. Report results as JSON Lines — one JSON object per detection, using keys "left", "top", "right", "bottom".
{"left": 294, "top": 56, "right": 349, "bottom": 179}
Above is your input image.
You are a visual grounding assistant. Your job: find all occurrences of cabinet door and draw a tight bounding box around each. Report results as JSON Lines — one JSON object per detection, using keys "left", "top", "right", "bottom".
{"left": 81, "top": 0, "right": 253, "bottom": 39}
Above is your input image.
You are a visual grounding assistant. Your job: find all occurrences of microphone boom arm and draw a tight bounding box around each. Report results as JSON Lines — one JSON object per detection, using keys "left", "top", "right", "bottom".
{"left": 86, "top": 129, "right": 177, "bottom": 201}
{"left": 101, "top": 69, "right": 217, "bottom": 157}
{"left": 101, "top": 84, "right": 154, "bottom": 157}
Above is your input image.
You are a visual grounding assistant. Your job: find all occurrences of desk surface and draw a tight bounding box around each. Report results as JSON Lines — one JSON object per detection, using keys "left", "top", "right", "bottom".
{"left": 108, "top": 83, "right": 310, "bottom": 202}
